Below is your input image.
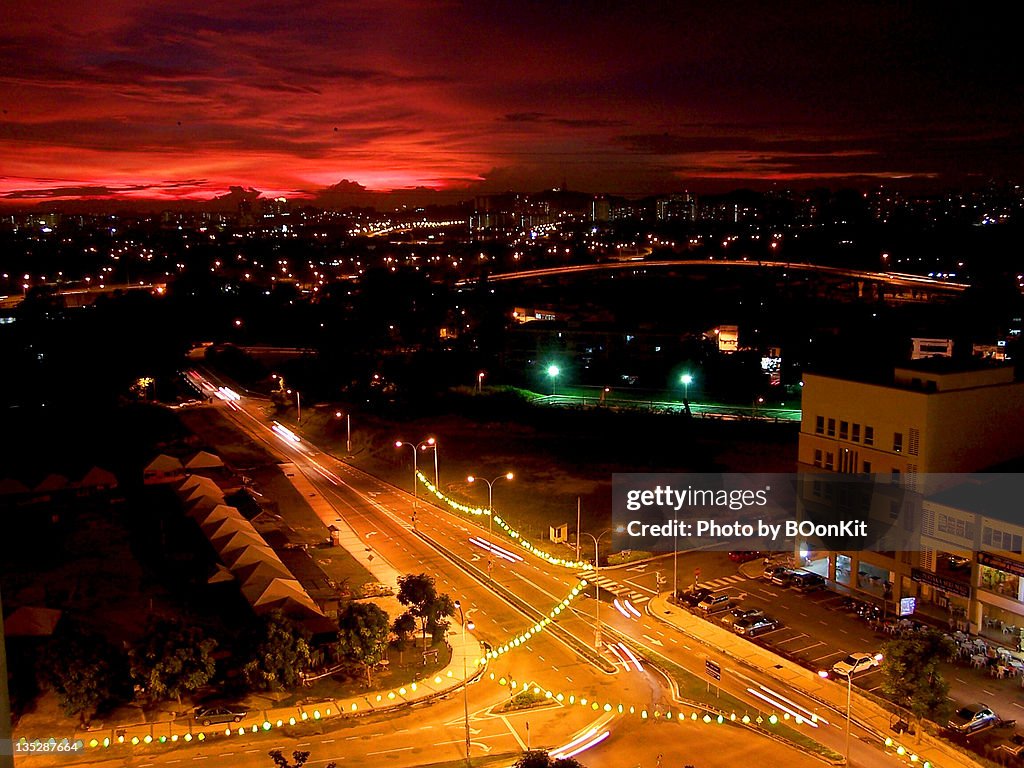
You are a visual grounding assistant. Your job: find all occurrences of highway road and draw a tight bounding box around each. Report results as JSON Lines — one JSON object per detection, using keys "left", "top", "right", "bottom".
{"left": 454, "top": 259, "right": 969, "bottom": 294}
{"left": 85, "top": 368, "right": 930, "bottom": 768}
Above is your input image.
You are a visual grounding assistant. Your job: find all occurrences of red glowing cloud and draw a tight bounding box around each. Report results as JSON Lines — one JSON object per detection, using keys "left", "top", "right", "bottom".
{"left": 0, "top": 2, "right": 1020, "bottom": 206}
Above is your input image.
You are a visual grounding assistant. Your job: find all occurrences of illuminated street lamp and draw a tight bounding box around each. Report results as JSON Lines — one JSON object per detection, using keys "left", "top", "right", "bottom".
{"left": 422, "top": 438, "right": 439, "bottom": 487}
{"left": 819, "top": 653, "right": 883, "bottom": 764}
{"left": 476, "top": 371, "right": 485, "bottom": 394}
{"left": 580, "top": 530, "right": 612, "bottom": 648}
{"left": 547, "top": 365, "right": 560, "bottom": 396}
{"left": 286, "top": 388, "right": 301, "bottom": 424}
{"left": 680, "top": 373, "right": 693, "bottom": 403}
{"left": 395, "top": 438, "right": 436, "bottom": 499}
{"left": 467, "top": 472, "right": 514, "bottom": 576}
{"left": 334, "top": 411, "right": 351, "bottom": 453}
{"left": 453, "top": 600, "right": 476, "bottom": 767}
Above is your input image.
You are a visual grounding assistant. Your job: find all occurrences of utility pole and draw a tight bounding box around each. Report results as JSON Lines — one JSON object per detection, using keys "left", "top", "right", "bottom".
{"left": 576, "top": 498, "right": 581, "bottom": 562}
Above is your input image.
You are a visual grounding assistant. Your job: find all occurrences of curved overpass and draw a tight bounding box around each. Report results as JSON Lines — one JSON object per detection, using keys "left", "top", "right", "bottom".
{"left": 456, "top": 259, "right": 969, "bottom": 293}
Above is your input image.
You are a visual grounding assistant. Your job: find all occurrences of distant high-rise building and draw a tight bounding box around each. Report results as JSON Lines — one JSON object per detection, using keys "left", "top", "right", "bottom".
{"left": 655, "top": 192, "right": 696, "bottom": 222}
{"left": 591, "top": 196, "right": 610, "bottom": 222}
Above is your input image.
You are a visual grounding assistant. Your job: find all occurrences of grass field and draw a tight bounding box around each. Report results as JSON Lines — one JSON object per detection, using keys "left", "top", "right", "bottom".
{"left": 269, "top": 393, "right": 798, "bottom": 562}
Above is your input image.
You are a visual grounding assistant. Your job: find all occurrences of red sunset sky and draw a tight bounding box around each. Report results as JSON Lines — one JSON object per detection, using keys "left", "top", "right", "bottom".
{"left": 1, "top": 2, "right": 1021, "bottom": 207}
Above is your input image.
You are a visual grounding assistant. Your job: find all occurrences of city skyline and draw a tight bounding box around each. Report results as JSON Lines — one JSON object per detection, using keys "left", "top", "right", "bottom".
{"left": 2, "top": 2, "right": 1022, "bottom": 208}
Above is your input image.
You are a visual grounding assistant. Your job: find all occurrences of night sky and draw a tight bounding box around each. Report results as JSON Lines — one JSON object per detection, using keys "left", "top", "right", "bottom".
{"left": 1, "top": 2, "right": 1021, "bottom": 206}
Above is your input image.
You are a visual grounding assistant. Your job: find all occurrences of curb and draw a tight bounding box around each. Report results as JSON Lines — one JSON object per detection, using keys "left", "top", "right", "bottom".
{"left": 646, "top": 596, "right": 986, "bottom": 768}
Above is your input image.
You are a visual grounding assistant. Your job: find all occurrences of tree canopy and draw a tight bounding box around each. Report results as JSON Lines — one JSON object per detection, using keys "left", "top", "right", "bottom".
{"left": 241, "top": 611, "right": 313, "bottom": 692}
{"left": 129, "top": 617, "right": 217, "bottom": 706}
{"left": 880, "top": 629, "right": 956, "bottom": 724}
{"left": 336, "top": 602, "right": 391, "bottom": 686}
{"left": 513, "top": 751, "right": 585, "bottom": 768}
{"left": 37, "top": 624, "right": 129, "bottom": 725}
{"left": 396, "top": 572, "right": 454, "bottom": 643}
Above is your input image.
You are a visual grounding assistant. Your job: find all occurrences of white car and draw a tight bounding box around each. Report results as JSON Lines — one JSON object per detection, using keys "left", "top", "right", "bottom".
{"left": 832, "top": 652, "right": 881, "bottom": 677}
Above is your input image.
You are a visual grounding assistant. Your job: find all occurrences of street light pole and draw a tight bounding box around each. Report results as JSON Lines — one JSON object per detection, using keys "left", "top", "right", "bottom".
{"left": 467, "top": 472, "right": 513, "bottom": 577}
{"left": 819, "top": 654, "right": 881, "bottom": 765}
{"left": 845, "top": 673, "right": 852, "bottom": 761}
{"left": 335, "top": 411, "right": 351, "bottom": 453}
{"left": 681, "top": 373, "right": 693, "bottom": 403}
{"left": 395, "top": 438, "right": 436, "bottom": 501}
{"left": 454, "top": 601, "right": 475, "bottom": 767}
{"left": 580, "top": 530, "right": 611, "bottom": 648}
{"left": 547, "top": 365, "right": 559, "bottom": 396}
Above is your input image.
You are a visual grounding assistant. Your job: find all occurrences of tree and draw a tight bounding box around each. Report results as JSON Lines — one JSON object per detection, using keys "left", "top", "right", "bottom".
{"left": 268, "top": 749, "right": 336, "bottom": 768}
{"left": 336, "top": 602, "right": 391, "bottom": 686}
{"left": 241, "top": 611, "right": 313, "bottom": 692}
{"left": 513, "top": 751, "right": 585, "bottom": 768}
{"left": 37, "top": 626, "right": 129, "bottom": 726}
{"left": 880, "top": 629, "right": 956, "bottom": 734}
{"left": 129, "top": 618, "right": 217, "bottom": 707}
{"left": 391, "top": 612, "right": 417, "bottom": 664}
{"left": 396, "top": 573, "right": 455, "bottom": 646}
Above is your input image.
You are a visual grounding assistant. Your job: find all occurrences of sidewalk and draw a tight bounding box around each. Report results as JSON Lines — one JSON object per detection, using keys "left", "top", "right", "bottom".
{"left": 648, "top": 595, "right": 984, "bottom": 768}
{"left": 279, "top": 461, "right": 404, "bottom": 585}
{"left": 70, "top": 628, "right": 485, "bottom": 753}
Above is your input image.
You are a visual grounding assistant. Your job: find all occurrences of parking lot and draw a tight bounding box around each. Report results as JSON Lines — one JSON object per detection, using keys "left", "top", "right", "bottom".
{"left": 608, "top": 551, "right": 1024, "bottom": 719}
{"left": 695, "top": 567, "right": 887, "bottom": 689}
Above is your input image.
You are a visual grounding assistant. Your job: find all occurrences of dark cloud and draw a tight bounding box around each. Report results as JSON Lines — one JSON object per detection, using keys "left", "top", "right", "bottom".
{"left": 1, "top": 1, "right": 1021, "bottom": 204}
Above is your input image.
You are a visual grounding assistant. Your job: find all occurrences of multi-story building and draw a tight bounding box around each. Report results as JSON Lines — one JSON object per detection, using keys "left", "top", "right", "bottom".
{"left": 916, "top": 477, "right": 1024, "bottom": 641}
{"left": 797, "top": 360, "right": 1024, "bottom": 628}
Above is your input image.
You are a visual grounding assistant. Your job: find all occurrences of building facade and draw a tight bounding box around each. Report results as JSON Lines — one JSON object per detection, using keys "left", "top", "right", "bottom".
{"left": 797, "top": 362, "right": 1024, "bottom": 632}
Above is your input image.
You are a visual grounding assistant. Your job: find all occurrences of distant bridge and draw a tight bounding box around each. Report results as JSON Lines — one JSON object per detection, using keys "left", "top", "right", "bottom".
{"left": 455, "top": 259, "right": 969, "bottom": 295}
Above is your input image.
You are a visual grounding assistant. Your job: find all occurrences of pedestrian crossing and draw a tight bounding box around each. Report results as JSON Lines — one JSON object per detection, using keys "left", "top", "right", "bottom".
{"left": 578, "top": 571, "right": 650, "bottom": 604}
{"left": 698, "top": 574, "right": 747, "bottom": 591}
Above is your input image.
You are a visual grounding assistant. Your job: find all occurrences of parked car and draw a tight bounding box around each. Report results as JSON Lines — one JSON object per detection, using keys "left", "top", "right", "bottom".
{"left": 793, "top": 573, "right": 826, "bottom": 592}
{"left": 734, "top": 616, "right": 780, "bottom": 637}
{"left": 948, "top": 704, "right": 999, "bottom": 735}
{"left": 194, "top": 706, "right": 247, "bottom": 726}
{"left": 697, "top": 594, "right": 733, "bottom": 614}
{"left": 729, "top": 551, "right": 762, "bottom": 563}
{"left": 763, "top": 565, "right": 793, "bottom": 584}
{"left": 678, "top": 587, "right": 711, "bottom": 608}
{"left": 720, "top": 607, "right": 764, "bottom": 627}
{"left": 832, "top": 652, "right": 881, "bottom": 677}
{"left": 771, "top": 569, "right": 796, "bottom": 587}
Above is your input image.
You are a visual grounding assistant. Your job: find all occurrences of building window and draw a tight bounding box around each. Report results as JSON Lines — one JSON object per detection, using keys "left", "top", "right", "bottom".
{"left": 862, "top": 460, "right": 872, "bottom": 474}
{"left": 893, "top": 432, "right": 903, "bottom": 453}
{"left": 864, "top": 426, "right": 874, "bottom": 446}
{"left": 852, "top": 423, "right": 860, "bottom": 442}
{"left": 891, "top": 468, "right": 901, "bottom": 485}
{"left": 827, "top": 418, "right": 836, "bottom": 437}
{"left": 813, "top": 449, "right": 822, "bottom": 467}
{"left": 983, "top": 526, "right": 1024, "bottom": 554}
{"left": 815, "top": 416, "right": 824, "bottom": 435}
{"left": 825, "top": 452, "right": 834, "bottom": 470}
{"left": 840, "top": 421, "right": 849, "bottom": 440}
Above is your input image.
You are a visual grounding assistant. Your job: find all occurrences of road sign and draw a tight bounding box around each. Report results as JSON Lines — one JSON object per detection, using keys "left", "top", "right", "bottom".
{"left": 705, "top": 659, "right": 721, "bottom": 681}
